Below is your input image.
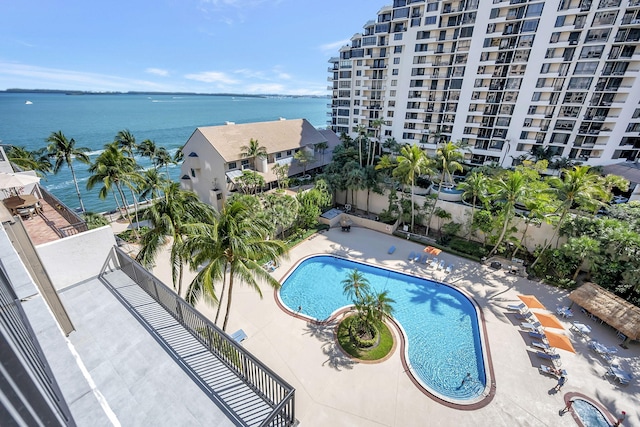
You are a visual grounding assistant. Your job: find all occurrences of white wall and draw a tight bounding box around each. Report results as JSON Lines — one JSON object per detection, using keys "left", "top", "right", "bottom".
{"left": 336, "top": 188, "right": 563, "bottom": 252}
{"left": 36, "top": 226, "right": 116, "bottom": 290}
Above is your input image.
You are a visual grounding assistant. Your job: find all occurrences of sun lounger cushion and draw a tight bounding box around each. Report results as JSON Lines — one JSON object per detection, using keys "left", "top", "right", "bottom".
{"left": 408, "top": 251, "right": 416, "bottom": 260}
{"left": 231, "top": 329, "right": 247, "bottom": 343}
{"left": 507, "top": 303, "right": 526, "bottom": 312}
{"left": 388, "top": 246, "right": 396, "bottom": 254}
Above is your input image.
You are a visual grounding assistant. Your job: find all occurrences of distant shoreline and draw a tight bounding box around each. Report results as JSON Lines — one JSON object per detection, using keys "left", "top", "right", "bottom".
{"left": 1, "top": 88, "right": 327, "bottom": 98}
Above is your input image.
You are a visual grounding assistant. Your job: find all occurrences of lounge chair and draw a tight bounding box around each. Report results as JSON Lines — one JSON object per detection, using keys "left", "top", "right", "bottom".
{"left": 520, "top": 321, "right": 542, "bottom": 331}
{"left": 531, "top": 341, "right": 550, "bottom": 351}
{"left": 515, "top": 311, "right": 534, "bottom": 320}
{"left": 438, "top": 259, "right": 445, "bottom": 270}
{"left": 388, "top": 245, "right": 396, "bottom": 254}
{"left": 414, "top": 253, "right": 422, "bottom": 262}
{"left": 539, "top": 365, "right": 567, "bottom": 379}
{"left": 536, "top": 351, "right": 561, "bottom": 366}
{"left": 430, "top": 257, "right": 439, "bottom": 268}
{"left": 408, "top": 251, "right": 416, "bottom": 261}
{"left": 529, "top": 331, "right": 546, "bottom": 340}
{"left": 507, "top": 302, "right": 526, "bottom": 312}
{"left": 419, "top": 253, "right": 428, "bottom": 263}
{"left": 445, "top": 264, "right": 453, "bottom": 274}
{"left": 231, "top": 329, "right": 247, "bottom": 343}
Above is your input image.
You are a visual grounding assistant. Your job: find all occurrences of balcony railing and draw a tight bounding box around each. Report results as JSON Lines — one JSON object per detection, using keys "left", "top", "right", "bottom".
{"left": 109, "top": 247, "right": 296, "bottom": 427}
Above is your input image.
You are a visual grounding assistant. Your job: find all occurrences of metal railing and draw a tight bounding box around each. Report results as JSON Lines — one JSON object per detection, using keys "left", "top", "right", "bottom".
{"left": 0, "top": 261, "right": 76, "bottom": 426}
{"left": 109, "top": 247, "right": 296, "bottom": 427}
{"left": 39, "top": 186, "right": 88, "bottom": 235}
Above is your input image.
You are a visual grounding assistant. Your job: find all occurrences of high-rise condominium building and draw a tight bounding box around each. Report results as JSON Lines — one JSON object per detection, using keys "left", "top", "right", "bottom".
{"left": 328, "top": 0, "right": 640, "bottom": 167}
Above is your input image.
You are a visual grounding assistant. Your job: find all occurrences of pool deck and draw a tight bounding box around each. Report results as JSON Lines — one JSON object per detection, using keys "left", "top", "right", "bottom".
{"left": 148, "top": 227, "right": 639, "bottom": 427}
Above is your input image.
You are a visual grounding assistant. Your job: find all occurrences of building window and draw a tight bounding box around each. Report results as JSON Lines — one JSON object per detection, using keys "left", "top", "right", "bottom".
{"left": 394, "top": 57, "right": 400, "bottom": 64}
{"left": 228, "top": 162, "right": 237, "bottom": 170}
{"left": 392, "top": 68, "right": 399, "bottom": 75}
{"left": 276, "top": 152, "right": 282, "bottom": 158}
{"left": 391, "top": 79, "right": 398, "bottom": 86}
{"left": 555, "top": 16, "right": 566, "bottom": 27}
{"left": 394, "top": 46, "right": 403, "bottom": 53}
{"left": 191, "top": 168, "right": 196, "bottom": 177}
{"left": 286, "top": 150, "right": 292, "bottom": 156}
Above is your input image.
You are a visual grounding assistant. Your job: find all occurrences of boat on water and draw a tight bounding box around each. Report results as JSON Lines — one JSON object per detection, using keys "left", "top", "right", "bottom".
{"left": 25, "top": 100, "right": 33, "bottom": 105}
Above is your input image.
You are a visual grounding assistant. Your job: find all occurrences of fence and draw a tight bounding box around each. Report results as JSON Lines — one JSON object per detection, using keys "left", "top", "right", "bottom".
{"left": 110, "top": 247, "right": 296, "bottom": 427}
{"left": 39, "top": 186, "right": 88, "bottom": 235}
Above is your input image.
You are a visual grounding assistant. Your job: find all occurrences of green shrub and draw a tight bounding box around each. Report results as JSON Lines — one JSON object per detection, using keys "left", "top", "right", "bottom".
{"left": 450, "top": 238, "right": 488, "bottom": 258}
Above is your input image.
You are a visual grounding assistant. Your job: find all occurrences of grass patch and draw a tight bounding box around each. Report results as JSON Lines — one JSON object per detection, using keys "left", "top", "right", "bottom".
{"left": 337, "top": 316, "right": 394, "bottom": 361}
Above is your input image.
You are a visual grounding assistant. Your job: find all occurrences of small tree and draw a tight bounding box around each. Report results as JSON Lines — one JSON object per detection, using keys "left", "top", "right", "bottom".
{"left": 294, "top": 149, "right": 316, "bottom": 176}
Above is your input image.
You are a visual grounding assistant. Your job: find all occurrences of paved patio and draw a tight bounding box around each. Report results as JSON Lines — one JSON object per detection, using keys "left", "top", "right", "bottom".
{"left": 147, "top": 226, "right": 638, "bottom": 426}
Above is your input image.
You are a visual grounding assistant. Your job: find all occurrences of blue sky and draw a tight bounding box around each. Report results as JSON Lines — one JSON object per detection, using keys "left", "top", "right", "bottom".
{"left": 0, "top": 0, "right": 381, "bottom": 95}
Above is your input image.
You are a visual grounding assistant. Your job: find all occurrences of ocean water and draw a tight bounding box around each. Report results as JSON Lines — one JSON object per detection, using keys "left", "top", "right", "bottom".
{"left": 0, "top": 92, "right": 328, "bottom": 213}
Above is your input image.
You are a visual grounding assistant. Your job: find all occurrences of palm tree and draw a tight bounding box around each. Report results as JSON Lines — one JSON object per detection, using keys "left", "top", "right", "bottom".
{"left": 154, "top": 147, "right": 174, "bottom": 177}
{"left": 136, "top": 139, "right": 158, "bottom": 166}
{"left": 271, "top": 163, "right": 290, "bottom": 189}
{"left": 136, "top": 183, "right": 213, "bottom": 295}
{"left": 261, "top": 192, "right": 299, "bottom": 239}
{"left": 240, "top": 138, "right": 267, "bottom": 169}
{"left": 370, "top": 290, "right": 395, "bottom": 322}
{"left": 457, "top": 171, "right": 489, "bottom": 241}
{"left": 184, "top": 200, "right": 287, "bottom": 331}
{"left": 86, "top": 142, "right": 138, "bottom": 230}
{"left": 294, "top": 149, "right": 315, "bottom": 176}
{"left": 369, "top": 119, "right": 384, "bottom": 166}
{"left": 531, "top": 166, "right": 604, "bottom": 268}
{"left": 342, "top": 269, "right": 371, "bottom": 302}
{"left": 392, "top": 144, "right": 434, "bottom": 232}
{"left": 487, "top": 170, "right": 529, "bottom": 258}
{"left": 314, "top": 141, "right": 329, "bottom": 164}
{"left": 114, "top": 129, "right": 137, "bottom": 159}
{"left": 6, "top": 146, "right": 52, "bottom": 176}
{"left": 354, "top": 124, "right": 367, "bottom": 167}
{"left": 138, "top": 168, "right": 168, "bottom": 201}
{"left": 45, "top": 131, "right": 91, "bottom": 213}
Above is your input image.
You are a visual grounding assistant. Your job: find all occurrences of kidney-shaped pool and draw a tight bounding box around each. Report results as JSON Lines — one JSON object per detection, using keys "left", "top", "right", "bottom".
{"left": 279, "top": 255, "right": 491, "bottom": 404}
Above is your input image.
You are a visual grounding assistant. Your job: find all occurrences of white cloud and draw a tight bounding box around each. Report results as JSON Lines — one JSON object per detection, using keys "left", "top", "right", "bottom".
{"left": 184, "top": 71, "right": 239, "bottom": 84}
{"left": 319, "top": 39, "right": 351, "bottom": 54}
{"left": 244, "top": 83, "right": 285, "bottom": 94}
{"left": 146, "top": 68, "right": 170, "bottom": 77}
{"left": 0, "top": 62, "right": 167, "bottom": 91}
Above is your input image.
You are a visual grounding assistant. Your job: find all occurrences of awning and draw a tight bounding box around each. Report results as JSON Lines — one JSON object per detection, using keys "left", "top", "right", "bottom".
{"left": 225, "top": 170, "right": 244, "bottom": 181}
{"left": 569, "top": 282, "right": 640, "bottom": 341}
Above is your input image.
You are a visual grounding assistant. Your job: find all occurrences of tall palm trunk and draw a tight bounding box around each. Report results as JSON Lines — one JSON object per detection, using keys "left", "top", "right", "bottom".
{"left": 488, "top": 210, "right": 512, "bottom": 258}
{"left": 116, "top": 182, "right": 138, "bottom": 239}
{"left": 467, "top": 195, "right": 477, "bottom": 242}
{"left": 214, "top": 263, "right": 228, "bottom": 324}
{"left": 531, "top": 210, "right": 568, "bottom": 268}
{"left": 410, "top": 178, "right": 415, "bottom": 232}
{"left": 68, "top": 161, "right": 86, "bottom": 213}
{"left": 222, "top": 275, "right": 235, "bottom": 332}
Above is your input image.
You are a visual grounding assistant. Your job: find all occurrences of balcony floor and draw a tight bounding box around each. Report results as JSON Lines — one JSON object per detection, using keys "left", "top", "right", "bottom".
{"left": 19, "top": 198, "right": 76, "bottom": 246}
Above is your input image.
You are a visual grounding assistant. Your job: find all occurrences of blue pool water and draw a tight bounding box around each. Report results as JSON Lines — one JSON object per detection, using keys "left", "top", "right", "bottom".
{"left": 279, "top": 255, "right": 487, "bottom": 401}
{"left": 572, "top": 399, "right": 610, "bottom": 427}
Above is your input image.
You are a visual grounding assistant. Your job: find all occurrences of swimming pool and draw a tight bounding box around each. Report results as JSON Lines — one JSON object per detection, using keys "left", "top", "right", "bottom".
{"left": 572, "top": 398, "right": 611, "bottom": 427}
{"left": 279, "top": 255, "right": 488, "bottom": 403}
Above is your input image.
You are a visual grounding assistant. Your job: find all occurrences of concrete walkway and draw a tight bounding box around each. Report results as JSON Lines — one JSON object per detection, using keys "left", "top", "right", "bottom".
{"left": 118, "top": 224, "right": 639, "bottom": 426}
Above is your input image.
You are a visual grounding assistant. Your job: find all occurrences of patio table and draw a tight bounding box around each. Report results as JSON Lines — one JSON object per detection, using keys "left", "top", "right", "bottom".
{"left": 608, "top": 365, "right": 632, "bottom": 384}
{"left": 556, "top": 306, "right": 573, "bottom": 318}
{"left": 571, "top": 321, "right": 592, "bottom": 337}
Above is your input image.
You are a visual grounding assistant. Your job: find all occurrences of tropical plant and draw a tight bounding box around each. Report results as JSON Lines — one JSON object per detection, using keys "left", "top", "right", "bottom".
{"left": 183, "top": 199, "right": 288, "bottom": 331}
{"left": 240, "top": 138, "right": 267, "bottom": 169}
{"left": 271, "top": 162, "right": 290, "bottom": 189}
{"left": 114, "top": 129, "right": 137, "bottom": 159}
{"left": 341, "top": 268, "right": 394, "bottom": 348}
{"left": 391, "top": 144, "right": 434, "bottom": 232}
{"left": 136, "top": 183, "right": 213, "bottom": 295}
{"left": 6, "top": 146, "right": 52, "bottom": 176}
{"left": 45, "top": 131, "right": 91, "bottom": 213}
{"left": 314, "top": 141, "right": 329, "bottom": 164}
{"left": 154, "top": 146, "right": 175, "bottom": 177}
{"left": 562, "top": 236, "right": 601, "bottom": 281}
{"left": 235, "top": 170, "right": 265, "bottom": 195}
{"left": 136, "top": 139, "right": 158, "bottom": 166}
{"left": 426, "top": 141, "right": 465, "bottom": 236}
{"left": 531, "top": 166, "right": 604, "bottom": 268}
{"left": 368, "top": 119, "right": 384, "bottom": 166}
{"left": 261, "top": 191, "right": 299, "bottom": 239}
{"left": 457, "top": 171, "right": 489, "bottom": 241}
{"left": 342, "top": 268, "right": 371, "bottom": 301}
{"left": 296, "top": 179, "right": 331, "bottom": 229}
{"left": 294, "top": 149, "right": 316, "bottom": 176}
{"left": 86, "top": 142, "right": 139, "bottom": 230}
{"left": 354, "top": 124, "right": 368, "bottom": 167}
{"left": 82, "top": 211, "right": 110, "bottom": 229}
{"left": 487, "top": 170, "right": 529, "bottom": 258}
{"left": 138, "top": 168, "right": 168, "bottom": 201}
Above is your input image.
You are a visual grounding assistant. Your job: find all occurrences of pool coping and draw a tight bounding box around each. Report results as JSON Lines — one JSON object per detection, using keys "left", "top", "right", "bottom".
{"left": 273, "top": 253, "right": 496, "bottom": 410}
{"left": 563, "top": 392, "right": 618, "bottom": 427}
